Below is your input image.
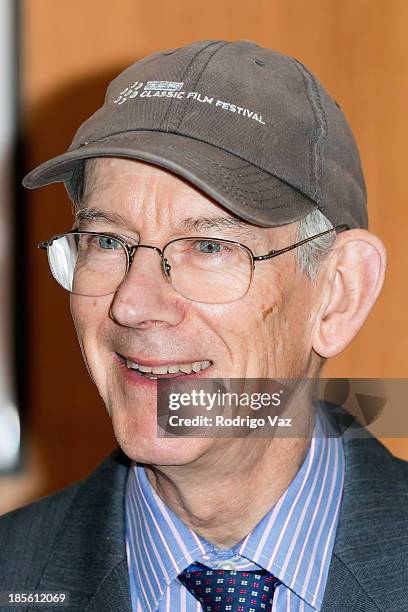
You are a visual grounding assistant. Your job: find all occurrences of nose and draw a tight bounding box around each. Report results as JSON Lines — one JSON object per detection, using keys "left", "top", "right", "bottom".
{"left": 109, "top": 244, "right": 186, "bottom": 329}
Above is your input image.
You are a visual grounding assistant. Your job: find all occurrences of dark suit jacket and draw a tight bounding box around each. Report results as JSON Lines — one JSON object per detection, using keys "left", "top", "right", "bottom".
{"left": 0, "top": 435, "right": 407, "bottom": 611}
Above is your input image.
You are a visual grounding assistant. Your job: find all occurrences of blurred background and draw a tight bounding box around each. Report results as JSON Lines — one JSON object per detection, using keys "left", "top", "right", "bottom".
{"left": 0, "top": 0, "right": 407, "bottom": 514}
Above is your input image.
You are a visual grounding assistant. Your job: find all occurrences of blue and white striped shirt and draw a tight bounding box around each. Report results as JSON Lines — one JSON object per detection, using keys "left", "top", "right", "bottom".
{"left": 125, "top": 411, "right": 345, "bottom": 611}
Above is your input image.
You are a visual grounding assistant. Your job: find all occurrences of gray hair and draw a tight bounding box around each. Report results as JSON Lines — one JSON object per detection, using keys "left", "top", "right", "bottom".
{"left": 296, "top": 209, "right": 336, "bottom": 281}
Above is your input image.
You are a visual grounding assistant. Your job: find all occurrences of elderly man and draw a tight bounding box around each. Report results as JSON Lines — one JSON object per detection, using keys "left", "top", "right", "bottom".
{"left": 0, "top": 40, "right": 407, "bottom": 612}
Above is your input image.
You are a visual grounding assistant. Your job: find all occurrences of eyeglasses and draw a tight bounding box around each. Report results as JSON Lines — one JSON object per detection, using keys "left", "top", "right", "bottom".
{"left": 38, "top": 224, "right": 349, "bottom": 304}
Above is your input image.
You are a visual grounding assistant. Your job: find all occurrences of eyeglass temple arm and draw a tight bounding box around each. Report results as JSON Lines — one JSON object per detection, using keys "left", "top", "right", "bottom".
{"left": 253, "top": 224, "right": 349, "bottom": 261}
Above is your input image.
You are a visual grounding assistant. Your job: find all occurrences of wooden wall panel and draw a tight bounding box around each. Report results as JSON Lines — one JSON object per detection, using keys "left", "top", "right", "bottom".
{"left": 1, "top": 0, "right": 407, "bottom": 513}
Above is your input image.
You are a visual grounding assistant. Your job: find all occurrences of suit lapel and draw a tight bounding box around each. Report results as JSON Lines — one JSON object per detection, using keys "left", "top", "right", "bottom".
{"left": 86, "top": 559, "right": 132, "bottom": 612}
{"left": 321, "top": 553, "right": 378, "bottom": 611}
{"left": 32, "top": 448, "right": 132, "bottom": 611}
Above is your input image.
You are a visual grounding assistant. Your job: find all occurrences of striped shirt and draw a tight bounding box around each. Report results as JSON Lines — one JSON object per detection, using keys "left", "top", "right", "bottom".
{"left": 125, "top": 410, "right": 345, "bottom": 611}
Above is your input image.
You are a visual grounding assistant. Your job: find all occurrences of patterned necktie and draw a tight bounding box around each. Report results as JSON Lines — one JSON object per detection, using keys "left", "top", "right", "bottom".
{"left": 178, "top": 562, "right": 280, "bottom": 611}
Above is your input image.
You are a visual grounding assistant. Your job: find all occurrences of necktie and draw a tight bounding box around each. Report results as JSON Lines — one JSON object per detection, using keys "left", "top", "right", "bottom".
{"left": 178, "top": 562, "right": 280, "bottom": 611}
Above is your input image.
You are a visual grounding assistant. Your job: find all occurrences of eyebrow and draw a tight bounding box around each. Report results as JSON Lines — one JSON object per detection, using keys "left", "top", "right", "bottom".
{"left": 74, "top": 207, "right": 260, "bottom": 240}
{"left": 174, "top": 215, "right": 258, "bottom": 238}
{"left": 74, "top": 207, "right": 129, "bottom": 228}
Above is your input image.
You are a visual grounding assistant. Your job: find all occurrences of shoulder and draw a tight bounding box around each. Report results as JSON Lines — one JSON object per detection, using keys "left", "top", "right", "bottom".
{"left": 328, "top": 435, "right": 408, "bottom": 610}
{"left": 342, "top": 433, "right": 408, "bottom": 495}
{"left": 0, "top": 478, "right": 80, "bottom": 532}
{"left": 0, "top": 479, "right": 81, "bottom": 591}
{"left": 0, "top": 448, "right": 130, "bottom": 591}
{"left": 340, "top": 433, "right": 408, "bottom": 528}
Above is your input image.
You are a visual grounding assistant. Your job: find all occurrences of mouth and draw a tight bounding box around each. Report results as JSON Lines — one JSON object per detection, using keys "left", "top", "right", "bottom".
{"left": 117, "top": 354, "right": 213, "bottom": 380}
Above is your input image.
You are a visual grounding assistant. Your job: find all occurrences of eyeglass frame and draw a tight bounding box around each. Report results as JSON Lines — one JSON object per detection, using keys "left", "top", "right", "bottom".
{"left": 37, "top": 223, "right": 349, "bottom": 300}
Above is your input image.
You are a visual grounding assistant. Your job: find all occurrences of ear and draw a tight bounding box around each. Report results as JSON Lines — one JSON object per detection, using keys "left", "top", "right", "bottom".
{"left": 312, "top": 229, "right": 387, "bottom": 358}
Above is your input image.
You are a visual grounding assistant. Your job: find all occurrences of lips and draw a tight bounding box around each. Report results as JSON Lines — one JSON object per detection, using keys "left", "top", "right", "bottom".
{"left": 117, "top": 353, "right": 213, "bottom": 380}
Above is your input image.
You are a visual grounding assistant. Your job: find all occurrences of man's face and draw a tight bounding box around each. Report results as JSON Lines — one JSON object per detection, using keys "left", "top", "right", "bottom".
{"left": 70, "top": 158, "right": 318, "bottom": 465}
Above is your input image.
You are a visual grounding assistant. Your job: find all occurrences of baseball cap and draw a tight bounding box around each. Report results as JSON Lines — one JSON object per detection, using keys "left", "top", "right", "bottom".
{"left": 23, "top": 39, "right": 368, "bottom": 229}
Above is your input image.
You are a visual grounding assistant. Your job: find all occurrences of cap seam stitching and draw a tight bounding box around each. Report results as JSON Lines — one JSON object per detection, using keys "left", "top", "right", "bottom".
{"left": 171, "top": 41, "right": 230, "bottom": 132}
{"left": 160, "top": 41, "right": 227, "bottom": 133}
{"left": 289, "top": 58, "right": 328, "bottom": 204}
{"left": 305, "top": 66, "right": 328, "bottom": 205}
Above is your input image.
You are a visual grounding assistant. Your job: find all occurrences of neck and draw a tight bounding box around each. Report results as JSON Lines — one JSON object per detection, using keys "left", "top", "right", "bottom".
{"left": 145, "top": 433, "right": 311, "bottom": 549}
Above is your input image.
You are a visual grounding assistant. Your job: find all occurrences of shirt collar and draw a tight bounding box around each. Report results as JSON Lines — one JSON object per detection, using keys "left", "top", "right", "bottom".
{"left": 125, "top": 407, "right": 344, "bottom": 611}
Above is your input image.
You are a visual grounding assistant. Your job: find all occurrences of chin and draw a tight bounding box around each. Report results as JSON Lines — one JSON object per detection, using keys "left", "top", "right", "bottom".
{"left": 111, "top": 409, "right": 211, "bottom": 466}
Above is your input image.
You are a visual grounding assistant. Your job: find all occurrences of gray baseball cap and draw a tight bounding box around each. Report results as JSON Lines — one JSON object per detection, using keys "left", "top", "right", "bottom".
{"left": 23, "top": 39, "right": 368, "bottom": 229}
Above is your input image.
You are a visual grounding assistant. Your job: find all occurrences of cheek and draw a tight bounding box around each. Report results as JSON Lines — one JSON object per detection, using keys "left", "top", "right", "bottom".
{"left": 70, "top": 294, "right": 115, "bottom": 394}
{"left": 252, "top": 271, "right": 312, "bottom": 360}
{"left": 70, "top": 294, "right": 111, "bottom": 340}
{"left": 194, "top": 283, "right": 282, "bottom": 357}
{"left": 264, "top": 275, "right": 316, "bottom": 365}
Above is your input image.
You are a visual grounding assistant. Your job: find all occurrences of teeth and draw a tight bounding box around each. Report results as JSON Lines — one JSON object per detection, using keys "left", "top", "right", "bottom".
{"left": 152, "top": 365, "right": 169, "bottom": 374}
{"left": 125, "top": 358, "right": 211, "bottom": 375}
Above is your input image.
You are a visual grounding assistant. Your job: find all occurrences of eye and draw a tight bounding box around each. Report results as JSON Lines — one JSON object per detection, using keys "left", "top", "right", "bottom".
{"left": 97, "top": 235, "right": 122, "bottom": 250}
{"left": 197, "top": 240, "right": 229, "bottom": 254}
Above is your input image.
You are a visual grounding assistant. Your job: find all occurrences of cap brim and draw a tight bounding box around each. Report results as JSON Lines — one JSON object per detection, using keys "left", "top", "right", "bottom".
{"left": 23, "top": 130, "right": 317, "bottom": 227}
